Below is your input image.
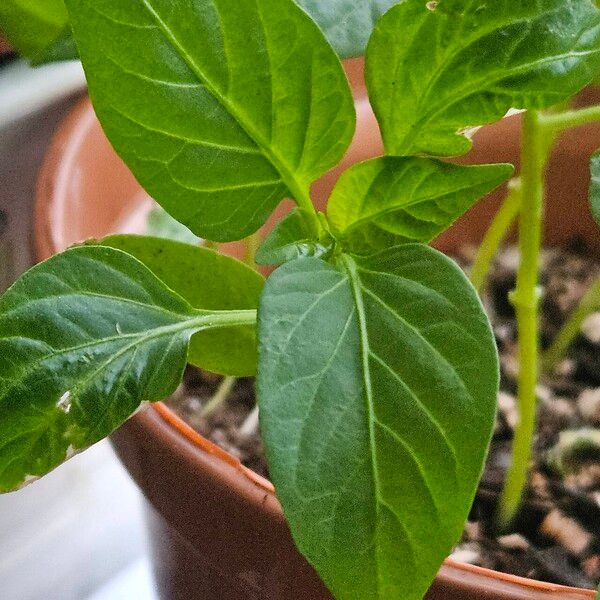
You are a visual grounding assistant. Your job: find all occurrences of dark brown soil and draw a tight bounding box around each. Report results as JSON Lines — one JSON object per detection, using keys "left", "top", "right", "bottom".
{"left": 166, "top": 242, "right": 600, "bottom": 590}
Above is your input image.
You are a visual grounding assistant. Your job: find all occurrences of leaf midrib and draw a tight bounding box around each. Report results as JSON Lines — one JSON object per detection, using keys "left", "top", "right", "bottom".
{"left": 0, "top": 290, "right": 197, "bottom": 324}
{"left": 403, "top": 6, "right": 530, "bottom": 130}
{"left": 0, "top": 313, "right": 213, "bottom": 407}
{"left": 341, "top": 252, "right": 471, "bottom": 592}
{"left": 341, "top": 254, "right": 385, "bottom": 595}
{"left": 138, "top": 0, "right": 310, "bottom": 206}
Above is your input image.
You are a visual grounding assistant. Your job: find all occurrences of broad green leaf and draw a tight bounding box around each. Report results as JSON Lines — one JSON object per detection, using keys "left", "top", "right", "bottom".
{"left": 255, "top": 208, "right": 332, "bottom": 266}
{"left": 1, "top": 0, "right": 400, "bottom": 64}
{"left": 258, "top": 246, "right": 498, "bottom": 600}
{"left": 0, "top": 0, "right": 76, "bottom": 65}
{"left": 0, "top": 245, "right": 255, "bottom": 492}
{"left": 296, "top": 0, "right": 400, "bottom": 59}
{"left": 327, "top": 157, "right": 513, "bottom": 253}
{"left": 66, "top": 0, "right": 355, "bottom": 242}
{"left": 146, "top": 206, "right": 201, "bottom": 246}
{"left": 102, "top": 235, "right": 264, "bottom": 376}
{"left": 590, "top": 150, "right": 600, "bottom": 225}
{"left": 367, "top": 0, "right": 600, "bottom": 156}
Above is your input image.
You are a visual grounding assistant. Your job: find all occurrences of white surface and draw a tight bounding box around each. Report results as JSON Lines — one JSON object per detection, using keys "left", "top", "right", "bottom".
{"left": 0, "top": 59, "right": 86, "bottom": 129}
{"left": 87, "top": 558, "right": 157, "bottom": 600}
{"left": 0, "top": 442, "right": 150, "bottom": 600}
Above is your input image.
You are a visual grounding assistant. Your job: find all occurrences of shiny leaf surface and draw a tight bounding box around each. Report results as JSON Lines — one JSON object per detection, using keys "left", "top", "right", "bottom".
{"left": 0, "top": 245, "right": 255, "bottom": 492}
{"left": 66, "top": 0, "right": 355, "bottom": 241}
{"left": 327, "top": 157, "right": 512, "bottom": 253}
{"left": 367, "top": 0, "right": 600, "bottom": 156}
{"left": 258, "top": 246, "right": 498, "bottom": 599}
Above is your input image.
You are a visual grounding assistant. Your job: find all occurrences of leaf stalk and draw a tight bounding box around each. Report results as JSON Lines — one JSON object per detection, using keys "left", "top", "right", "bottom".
{"left": 538, "top": 104, "right": 600, "bottom": 134}
{"left": 196, "top": 309, "right": 257, "bottom": 331}
{"left": 470, "top": 178, "right": 521, "bottom": 293}
{"left": 202, "top": 233, "right": 262, "bottom": 418}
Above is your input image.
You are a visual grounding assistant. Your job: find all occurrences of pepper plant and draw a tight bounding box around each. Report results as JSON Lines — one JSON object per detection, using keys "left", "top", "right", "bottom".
{"left": 1, "top": 1, "right": 600, "bottom": 599}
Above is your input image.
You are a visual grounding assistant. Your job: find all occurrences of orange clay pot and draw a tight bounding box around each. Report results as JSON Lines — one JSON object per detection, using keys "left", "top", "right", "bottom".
{"left": 35, "top": 60, "right": 599, "bottom": 599}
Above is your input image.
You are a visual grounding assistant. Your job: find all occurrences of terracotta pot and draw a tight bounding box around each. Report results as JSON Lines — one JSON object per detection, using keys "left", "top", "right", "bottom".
{"left": 35, "top": 61, "right": 599, "bottom": 599}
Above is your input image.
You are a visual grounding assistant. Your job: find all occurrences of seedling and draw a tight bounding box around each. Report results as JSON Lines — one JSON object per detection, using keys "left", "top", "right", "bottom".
{"left": 1, "top": 1, "right": 600, "bottom": 599}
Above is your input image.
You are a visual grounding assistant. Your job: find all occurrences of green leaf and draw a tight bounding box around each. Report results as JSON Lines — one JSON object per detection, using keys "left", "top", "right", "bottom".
{"left": 34, "top": 26, "right": 78, "bottom": 65}
{"left": 0, "top": 245, "right": 255, "bottom": 492}
{"left": 102, "top": 235, "right": 264, "bottom": 376}
{"left": 590, "top": 150, "right": 600, "bottom": 225}
{"left": 255, "top": 208, "right": 332, "bottom": 266}
{"left": 1, "top": 0, "right": 400, "bottom": 64}
{"left": 327, "top": 157, "right": 513, "bottom": 253}
{"left": 0, "top": 0, "right": 77, "bottom": 65}
{"left": 296, "top": 0, "right": 400, "bottom": 59}
{"left": 65, "top": 0, "right": 355, "bottom": 242}
{"left": 367, "top": 0, "right": 600, "bottom": 157}
{"left": 258, "top": 246, "right": 498, "bottom": 600}
{"left": 146, "top": 206, "right": 201, "bottom": 246}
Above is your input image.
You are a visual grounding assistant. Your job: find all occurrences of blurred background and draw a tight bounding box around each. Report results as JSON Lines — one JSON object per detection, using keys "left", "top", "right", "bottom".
{"left": 0, "top": 48, "right": 157, "bottom": 600}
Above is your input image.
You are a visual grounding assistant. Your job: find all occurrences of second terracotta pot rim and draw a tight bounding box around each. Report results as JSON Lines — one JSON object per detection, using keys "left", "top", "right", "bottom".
{"left": 34, "top": 95, "right": 595, "bottom": 599}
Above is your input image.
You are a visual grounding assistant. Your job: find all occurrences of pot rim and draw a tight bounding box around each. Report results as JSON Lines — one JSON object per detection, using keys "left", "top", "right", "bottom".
{"left": 34, "top": 95, "right": 596, "bottom": 599}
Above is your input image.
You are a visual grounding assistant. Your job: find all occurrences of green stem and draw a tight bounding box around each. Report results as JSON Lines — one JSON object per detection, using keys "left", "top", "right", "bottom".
{"left": 202, "top": 231, "right": 264, "bottom": 417}
{"left": 470, "top": 178, "right": 522, "bottom": 293}
{"left": 202, "top": 375, "right": 237, "bottom": 418}
{"left": 199, "top": 234, "right": 261, "bottom": 417}
{"left": 196, "top": 309, "right": 257, "bottom": 416}
{"left": 538, "top": 104, "right": 600, "bottom": 134}
{"left": 543, "top": 277, "right": 600, "bottom": 372}
{"left": 497, "top": 110, "right": 547, "bottom": 530}
{"left": 196, "top": 309, "right": 257, "bottom": 330}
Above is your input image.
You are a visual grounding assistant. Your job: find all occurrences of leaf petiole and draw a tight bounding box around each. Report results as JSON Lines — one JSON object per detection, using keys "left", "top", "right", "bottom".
{"left": 470, "top": 178, "right": 522, "bottom": 293}
{"left": 192, "top": 309, "right": 258, "bottom": 331}
{"left": 201, "top": 233, "right": 262, "bottom": 419}
{"left": 538, "top": 104, "right": 600, "bottom": 134}
{"left": 244, "top": 231, "right": 262, "bottom": 270}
